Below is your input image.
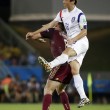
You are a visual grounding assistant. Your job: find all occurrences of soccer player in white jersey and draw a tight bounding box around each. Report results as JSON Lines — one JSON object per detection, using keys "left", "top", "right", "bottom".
{"left": 26, "top": 0, "right": 90, "bottom": 108}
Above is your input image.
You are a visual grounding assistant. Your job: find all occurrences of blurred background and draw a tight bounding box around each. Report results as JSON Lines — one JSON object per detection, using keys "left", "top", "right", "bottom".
{"left": 0, "top": 0, "right": 110, "bottom": 104}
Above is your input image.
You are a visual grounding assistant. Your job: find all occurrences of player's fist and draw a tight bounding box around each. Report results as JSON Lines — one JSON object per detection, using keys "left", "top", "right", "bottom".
{"left": 26, "top": 32, "right": 34, "bottom": 40}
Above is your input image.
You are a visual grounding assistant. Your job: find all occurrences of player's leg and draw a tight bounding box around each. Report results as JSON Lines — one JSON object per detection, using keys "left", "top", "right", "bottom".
{"left": 56, "top": 84, "right": 71, "bottom": 110}
{"left": 49, "top": 47, "right": 76, "bottom": 68}
{"left": 69, "top": 60, "right": 90, "bottom": 108}
{"left": 38, "top": 47, "right": 76, "bottom": 72}
{"left": 42, "top": 79, "right": 63, "bottom": 110}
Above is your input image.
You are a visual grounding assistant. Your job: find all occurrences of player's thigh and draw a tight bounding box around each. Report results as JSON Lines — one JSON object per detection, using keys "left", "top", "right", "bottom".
{"left": 63, "top": 47, "right": 77, "bottom": 57}
{"left": 56, "top": 83, "right": 67, "bottom": 95}
{"left": 69, "top": 60, "right": 80, "bottom": 75}
{"left": 44, "top": 79, "right": 62, "bottom": 94}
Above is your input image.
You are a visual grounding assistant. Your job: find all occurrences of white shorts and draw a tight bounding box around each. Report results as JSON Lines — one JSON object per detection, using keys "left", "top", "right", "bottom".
{"left": 66, "top": 36, "right": 89, "bottom": 66}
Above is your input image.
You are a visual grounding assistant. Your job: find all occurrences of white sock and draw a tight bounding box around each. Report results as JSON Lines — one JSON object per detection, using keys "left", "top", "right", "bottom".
{"left": 73, "top": 74, "right": 87, "bottom": 99}
{"left": 49, "top": 53, "right": 68, "bottom": 68}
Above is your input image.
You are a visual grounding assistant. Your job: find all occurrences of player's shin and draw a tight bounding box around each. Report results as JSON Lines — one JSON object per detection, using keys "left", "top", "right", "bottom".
{"left": 42, "top": 94, "right": 52, "bottom": 110}
{"left": 73, "top": 74, "right": 87, "bottom": 99}
{"left": 60, "top": 92, "right": 70, "bottom": 110}
{"left": 50, "top": 53, "right": 68, "bottom": 68}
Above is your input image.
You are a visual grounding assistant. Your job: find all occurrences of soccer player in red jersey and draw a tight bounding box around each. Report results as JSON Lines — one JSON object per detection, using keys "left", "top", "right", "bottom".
{"left": 26, "top": 22, "right": 72, "bottom": 110}
{"left": 26, "top": 0, "right": 90, "bottom": 108}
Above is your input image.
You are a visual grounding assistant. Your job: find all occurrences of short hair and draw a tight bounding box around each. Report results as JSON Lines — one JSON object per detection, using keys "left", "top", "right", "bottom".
{"left": 58, "top": 22, "right": 66, "bottom": 33}
{"left": 70, "top": 0, "right": 77, "bottom": 5}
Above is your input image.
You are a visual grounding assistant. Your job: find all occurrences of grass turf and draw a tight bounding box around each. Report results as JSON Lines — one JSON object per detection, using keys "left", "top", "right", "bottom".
{"left": 0, "top": 103, "right": 110, "bottom": 110}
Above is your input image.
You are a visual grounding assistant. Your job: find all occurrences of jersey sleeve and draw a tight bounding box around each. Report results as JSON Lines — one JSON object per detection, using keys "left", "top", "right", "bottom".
{"left": 78, "top": 14, "right": 87, "bottom": 30}
{"left": 40, "top": 28, "right": 54, "bottom": 39}
{"left": 54, "top": 12, "right": 62, "bottom": 22}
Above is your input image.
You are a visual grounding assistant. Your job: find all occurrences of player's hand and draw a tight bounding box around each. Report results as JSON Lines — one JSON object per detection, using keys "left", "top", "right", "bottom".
{"left": 67, "top": 38, "right": 76, "bottom": 45}
{"left": 61, "top": 33, "right": 68, "bottom": 39}
{"left": 38, "top": 38, "right": 46, "bottom": 43}
{"left": 26, "top": 32, "right": 34, "bottom": 40}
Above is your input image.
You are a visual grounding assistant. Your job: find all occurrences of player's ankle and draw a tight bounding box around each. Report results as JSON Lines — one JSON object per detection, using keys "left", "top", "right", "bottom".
{"left": 49, "top": 63, "right": 54, "bottom": 68}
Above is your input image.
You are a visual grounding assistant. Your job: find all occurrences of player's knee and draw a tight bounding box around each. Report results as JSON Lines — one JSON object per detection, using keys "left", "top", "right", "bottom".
{"left": 63, "top": 48, "right": 76, "bottom": 57}
{"left": 71, "top": 68, "right": 79, "bottom": 75}
{"left": 56, "top": 89, "right": 65, "bottom": 95}
{"left": 70, "top": 61, "right": 80, "bottom": 75}
{"left": 44, "top": 86, "right": 54, "bottom": 95}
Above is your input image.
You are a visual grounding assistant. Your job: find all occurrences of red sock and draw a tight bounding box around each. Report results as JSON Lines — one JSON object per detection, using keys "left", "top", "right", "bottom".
{"left": 60, "top": 92, "right": 70, "bottom": 110}
{"left": 42, "top": 94, "right": 52, "bottom": 110}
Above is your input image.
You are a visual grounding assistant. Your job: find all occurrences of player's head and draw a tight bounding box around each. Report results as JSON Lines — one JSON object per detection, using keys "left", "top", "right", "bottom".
{"left": 55, "top": 22, "right": 66, "bottom": 32}
{"left": 70, "top": 0, "right": 77, "bottom": 5}
{"left": 63, "top": 0, "right": 77, "bottom": 8}
{"left": 58, "top": 22, "right": 66, "bottom": 32}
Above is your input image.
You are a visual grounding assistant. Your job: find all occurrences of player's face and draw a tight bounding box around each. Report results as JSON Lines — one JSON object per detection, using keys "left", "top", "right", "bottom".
{"left": 63, "top": 0, "right": 71, "bottom": 8}
{"left": 54, "top": 24, "right": 62, "bottom": 31}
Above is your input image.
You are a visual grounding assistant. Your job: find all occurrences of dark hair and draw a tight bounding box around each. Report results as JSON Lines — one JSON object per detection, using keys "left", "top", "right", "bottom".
{"left": 58, "top": 22, "right": 66, "bottom": 32}
{"left": 70, "top": 0, "right": 77, "bottom": 5}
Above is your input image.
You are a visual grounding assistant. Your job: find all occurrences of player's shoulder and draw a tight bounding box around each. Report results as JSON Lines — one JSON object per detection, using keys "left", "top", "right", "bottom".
{"left": 75, "top": 7, "right": 84, "bottom": 14}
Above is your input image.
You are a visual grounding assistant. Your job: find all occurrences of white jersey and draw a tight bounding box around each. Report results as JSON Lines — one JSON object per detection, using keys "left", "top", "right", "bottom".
{"left": 54, "top": 6, "right": 87, "bottom": 39}
{"left": 54, "top": 6, "right": 89, "bottom": 65}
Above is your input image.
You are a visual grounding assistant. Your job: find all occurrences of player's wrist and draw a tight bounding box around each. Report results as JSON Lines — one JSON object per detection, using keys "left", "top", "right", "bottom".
{"left": 72, "top": 37, "right": 77, "bottom": 43}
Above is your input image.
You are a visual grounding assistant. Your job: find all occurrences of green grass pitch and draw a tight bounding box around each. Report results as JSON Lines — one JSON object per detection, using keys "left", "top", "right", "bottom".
{"left": 0, "top": 103, "right": 110, "bottom": 110}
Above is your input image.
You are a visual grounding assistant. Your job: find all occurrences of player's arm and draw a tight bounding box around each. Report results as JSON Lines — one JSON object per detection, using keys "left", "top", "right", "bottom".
{"left": 26, "top": 32, "right": 46, "bottom": 43}
{"left": 26, "top": 20, "right": 58, "bottom": 38}
{"left": 72, "top": 29, "right": 87, "bottom": 41}
{"left": 67, "top": 29, "right": 87, "bottom": 45}
{"left": 26, "top": 32, "right": 41, "bottom": 40}
{"left": 68, "top": 14, "right": 87, "bottom": 44}
{"left": 32, "top": 33, "right": 47, "bottom": 43}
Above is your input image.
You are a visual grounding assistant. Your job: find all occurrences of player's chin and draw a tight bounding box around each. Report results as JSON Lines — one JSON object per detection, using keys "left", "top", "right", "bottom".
{"left": 63, "top": 4, "right": 67, "bottom": 8}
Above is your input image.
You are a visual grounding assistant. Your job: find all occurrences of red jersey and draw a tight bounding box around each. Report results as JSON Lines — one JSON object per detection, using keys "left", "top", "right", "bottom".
{"left": 40, "top": 28, "right": 65, "bottom": 57}
{"left": 40, "top": 28, "right": 72, "bottom": 84}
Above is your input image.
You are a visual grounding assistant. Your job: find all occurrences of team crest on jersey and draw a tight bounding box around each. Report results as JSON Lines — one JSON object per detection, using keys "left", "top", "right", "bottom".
{"left": 71, "top": 17, "right": 75, "bottom": 23}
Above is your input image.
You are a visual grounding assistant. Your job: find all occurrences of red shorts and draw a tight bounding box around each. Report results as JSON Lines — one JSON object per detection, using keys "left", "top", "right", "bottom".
{"left": 48, "top": 63, "right": 72, "bottom": 84}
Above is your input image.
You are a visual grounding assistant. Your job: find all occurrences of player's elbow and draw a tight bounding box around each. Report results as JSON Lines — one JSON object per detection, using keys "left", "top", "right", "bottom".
{"left": 83, "top": 29, "right": 87, "bottom": 36}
